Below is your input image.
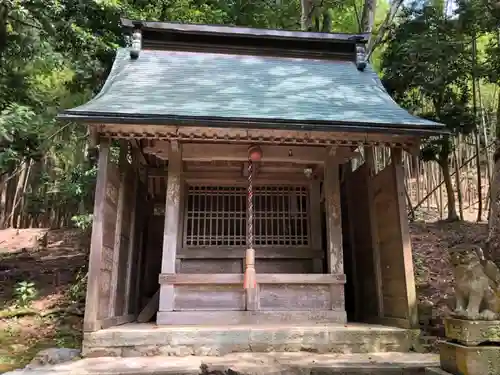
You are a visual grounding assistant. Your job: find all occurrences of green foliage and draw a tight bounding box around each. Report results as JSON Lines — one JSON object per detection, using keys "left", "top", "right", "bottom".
{"left": 0, "top": 0, "right": 397, "bottom": 228}
{"left": 13, "top": 281, "right": 38, "bottom": 308}
{"left": 381, "top": 3, "right": 476, "bottom": 163}
{"left": 66, "top": 269, "right": 87, "bottom": 304}
{"left": 71, "top": 214, "right": 93, "bottom": 231}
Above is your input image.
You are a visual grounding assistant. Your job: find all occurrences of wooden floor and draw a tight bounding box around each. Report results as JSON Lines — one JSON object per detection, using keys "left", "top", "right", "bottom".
{"left": 82, "top": 322, "right": 418, "bottom": 357}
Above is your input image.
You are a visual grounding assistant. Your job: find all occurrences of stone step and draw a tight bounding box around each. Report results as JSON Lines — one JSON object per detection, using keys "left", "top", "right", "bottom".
{"left": 425, "top": 368, "right": 452, "bottom": 375}
{"left": 83, "top": 323, "right": 420, "bottom": 357}
{"left": 8, "top": 353, "right": 440, "bottom": 375}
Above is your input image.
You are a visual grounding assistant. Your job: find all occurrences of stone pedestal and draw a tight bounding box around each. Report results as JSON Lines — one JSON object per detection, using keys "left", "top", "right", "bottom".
{"left": 439, "top": 340, "right": 500, "bottom": 375}
{"left": 444, "top": 318, "right": 500, "bottom": 346}
{"left": 426, "top": 318, "right": 500, "bottom": 375}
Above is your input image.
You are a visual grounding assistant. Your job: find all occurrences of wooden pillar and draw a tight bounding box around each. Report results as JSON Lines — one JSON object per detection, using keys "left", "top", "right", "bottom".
{"left": 123, "top": 161, "right": 139, "bottom": 315}
{"left": 324, "top": 147, "right": 343, "bottom": 275}
{"left": 309, "top": 179, "right": 323, "bottom": 273}
{"left": 364, "top": 146, "right": 384, "bottom": 318}
{"left": 109, "top": 141, "right": 128, "bottom": 317}
{"left": 84, "top": 139, "right": 110, "bottom": 332}
{"left": 158, "top": 141, "right": 182, "bottom": 316}
{"left": 324, "top": 147, "right": 345, "bottom": 314}
{"left": 391, "top": 147, "right": 418, "bottom": 327}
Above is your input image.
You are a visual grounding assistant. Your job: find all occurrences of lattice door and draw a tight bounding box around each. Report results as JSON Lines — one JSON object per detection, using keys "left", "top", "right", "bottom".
{"left": 183, "top": 185, "right": 309, "bottom": 247}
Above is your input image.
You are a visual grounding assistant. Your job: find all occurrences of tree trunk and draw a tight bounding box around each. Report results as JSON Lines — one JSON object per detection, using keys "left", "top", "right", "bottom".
{"left": 367, "top": 0, "right": 404, "bottom": 59}
{"left": 439, "top": 157, "right": 459, "bottom": 221}
{"left": 17, "top": 160, "right": 32, "bottom": 228}
{"left": 9, "top": 163, "right": 28, "bottom": 228}
{"left": 361, "top": 0, "right": 377, "bottom": 35}
{"left": 452, "top": 143, "right": 464, "bottom": 220}
{"left": 471, "top": 35, "right": 483, "bottom": 222}
{"left": 300, "top": 0, "right": 314, "bottom": 31}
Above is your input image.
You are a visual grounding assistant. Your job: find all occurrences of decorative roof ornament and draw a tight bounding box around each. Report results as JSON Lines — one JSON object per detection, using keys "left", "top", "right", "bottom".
{"left": 130, "top": 27, "right": 142, "bottom": 60}
{"left": 356, "top": 44, "right": 367, "bottom": 71}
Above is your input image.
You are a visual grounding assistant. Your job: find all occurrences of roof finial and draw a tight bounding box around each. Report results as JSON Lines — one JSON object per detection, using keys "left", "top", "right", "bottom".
{"left": 356, "top": 44, "right": 367, "bottom": 71}
{"left": 130, "top": 26, "right": 142, "bottom": 60}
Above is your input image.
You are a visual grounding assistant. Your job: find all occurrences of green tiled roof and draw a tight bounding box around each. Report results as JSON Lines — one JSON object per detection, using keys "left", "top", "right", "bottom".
{"left": 60, "top": 48, "right": 444, "bottom": 133}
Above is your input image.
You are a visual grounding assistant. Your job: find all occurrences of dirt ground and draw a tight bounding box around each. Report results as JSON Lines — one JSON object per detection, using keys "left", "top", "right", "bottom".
{"left": 0, "top": 228, "right": 88, "bottom": 372}
{"left": 0, "top": 220, "right": 489, "bottom": 370}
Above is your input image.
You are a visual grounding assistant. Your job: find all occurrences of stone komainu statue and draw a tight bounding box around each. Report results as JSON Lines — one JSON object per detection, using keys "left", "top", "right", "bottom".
{"left": 449, "top": 244, "right": 500, "bottom": 320}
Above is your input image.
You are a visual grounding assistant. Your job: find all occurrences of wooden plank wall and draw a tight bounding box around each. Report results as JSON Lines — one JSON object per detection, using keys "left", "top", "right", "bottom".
{"left": 344, "top": 163, "right": 379, "bottom": 321}
{"left": 84, "top": 141, "right": 143, "bottom": 331}
{"left": 371, "top": 154, "right": 417, "bottom": 328}
{"left": 129, "top": 177, "right": 148, "bottom": 315}
{"left": 98, "top": 156, "right": 120, "bottom": 321}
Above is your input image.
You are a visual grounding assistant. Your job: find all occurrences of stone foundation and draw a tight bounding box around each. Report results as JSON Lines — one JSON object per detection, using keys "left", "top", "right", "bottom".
{"left": 439, "top": 340, "right": 500, "bottom": 375}
{"left": 444, "top": 318, "right": 500, "bottom": 346}
{"left": 82, "top": 323, "right": 420, "bottom": 358}
{"left": 6, "top": 352, "right": 440, "bottom": 375}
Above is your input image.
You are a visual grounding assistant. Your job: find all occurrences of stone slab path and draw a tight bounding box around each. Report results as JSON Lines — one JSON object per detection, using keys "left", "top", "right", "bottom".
{"left": 4, "top": 352, "right": 439, "bottom": 375}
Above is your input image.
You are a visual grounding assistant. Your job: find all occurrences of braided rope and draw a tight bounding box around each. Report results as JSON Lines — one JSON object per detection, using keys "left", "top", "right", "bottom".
{"left": 247, "top": 160, "right": 253, "bottom": 249}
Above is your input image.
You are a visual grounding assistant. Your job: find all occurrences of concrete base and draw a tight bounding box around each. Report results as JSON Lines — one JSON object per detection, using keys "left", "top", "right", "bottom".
{"left": 444, "top": 318, "right": 500, "bottom": 346}
{"left": 439, "top": 340, "right": 500, "bottom": 375}
{"left": 83, "top": 323, "right": 420, "bottom": 358}
{"left": 8, "top": 352, "right": 440, "bottom": 375}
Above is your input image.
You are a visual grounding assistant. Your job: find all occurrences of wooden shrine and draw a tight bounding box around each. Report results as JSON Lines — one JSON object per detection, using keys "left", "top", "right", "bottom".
{"left": 58, "top": 19, "right": 447, "bottom": 339}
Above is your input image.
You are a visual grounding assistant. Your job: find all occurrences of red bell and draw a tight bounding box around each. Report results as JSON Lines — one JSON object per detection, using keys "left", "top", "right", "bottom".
{"left": 248, "top": 145, "right": 262, "bottom": 162}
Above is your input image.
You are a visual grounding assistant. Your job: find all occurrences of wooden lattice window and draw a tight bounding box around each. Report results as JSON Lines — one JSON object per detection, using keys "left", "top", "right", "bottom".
{"left": 184, "top": 185, "right": 309, "bottom": 247}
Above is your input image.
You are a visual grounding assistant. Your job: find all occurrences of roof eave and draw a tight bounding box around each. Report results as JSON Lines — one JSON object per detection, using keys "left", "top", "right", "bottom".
{"left": 121, "top": 18, "right": 370, "bottom": 44}
{"left": 57, "top": 112, "right": 448, "bottom": 138}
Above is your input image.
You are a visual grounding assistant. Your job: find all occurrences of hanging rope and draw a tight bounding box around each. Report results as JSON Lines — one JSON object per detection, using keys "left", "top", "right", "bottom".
{"left": 247, "top": 160, "right": 254, "bottom": 250}
{"left": 244, "top": 150, "right": 257, "bottom": 289}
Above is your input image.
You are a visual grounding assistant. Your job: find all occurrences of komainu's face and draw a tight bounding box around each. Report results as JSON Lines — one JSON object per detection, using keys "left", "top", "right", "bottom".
{"left": 450, "top": 249, "right": 480, "bottom": 267}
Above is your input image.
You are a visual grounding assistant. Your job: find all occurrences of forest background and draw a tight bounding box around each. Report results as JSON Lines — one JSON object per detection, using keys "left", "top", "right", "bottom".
{"left": 0, "top": 0, "right": 500, "bottom": 368}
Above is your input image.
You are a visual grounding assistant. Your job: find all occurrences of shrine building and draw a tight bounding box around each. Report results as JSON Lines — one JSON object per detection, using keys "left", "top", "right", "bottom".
{"left": 58, "top": 18, "right": 446, "bottom": 356}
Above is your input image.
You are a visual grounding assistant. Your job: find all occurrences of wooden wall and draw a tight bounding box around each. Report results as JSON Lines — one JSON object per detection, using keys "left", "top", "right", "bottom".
{"left": 344, "top": 163, "right": 379, "bottom": 321}
{"left": 97, "top": 159, "right": 120, "bottom": 321}
{"left": 372, "top": 153, "right": 417, "bottom": 327}
{"left": 83, "top": 141, "right": 145, "bottom": 331}
{"left": 344, "top": 148, "right": 417, "bottom": 328}
{"left": 156, "top": 146, "right": 347, "bottom": 324}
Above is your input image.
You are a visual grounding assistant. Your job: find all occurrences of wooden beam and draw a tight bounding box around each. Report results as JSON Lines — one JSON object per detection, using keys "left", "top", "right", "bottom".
{"left": 157, "top": 310, "right": 346, "bottom": 325}
{"left": 183, "top": 171, "right": 311, "bottom": 185}
{"left": 309, "top": 180, "right": 323, "bottom": 272}
{"left": 158, "top": 142, "right": 182, "bottom": 314}
{"left": 83, "top": 139, "right": 110, "bottom": 332}
{"left": 100, "top": 314, "right": 135, "bottom": 329}
{"left": 344, "top": 164, "right": 360, "bottom": 321}
{"left": 365, "top": 146, "right": 384, "bottom": 318}
{"left": 391, "top": 147, "right": 418, "bottom": 328}
{"left": 324, "top": 147, "right": 343, "bottom": 275}
{"left": 123, "top": 168, "right": 138, "bottom": 315}
{"left": 137, "top": 289, "right": 160, "bottom": 323}
{"left": 100, "top": 123, "right": 420, "bottom": 149}
{"left": 88, "top": 126, "right": 99, "bottom": 148}
{"left": 158, "top": 273, "right": 346, "bottom": 285}
{"left": 178, "top": 246, "right": 324, "bottom": 259}
{"left": 144, "top": 142, "right": 359, "bottom": 164}
{"left": 324, "top": 146, "right": 345, "bottom": 313}
{"left": 108, "top": 141, "right": 128, "bottom": 317}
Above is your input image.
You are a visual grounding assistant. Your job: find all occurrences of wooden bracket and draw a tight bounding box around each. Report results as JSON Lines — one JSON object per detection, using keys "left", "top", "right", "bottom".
{"left": 170, "top": 140, "right": 179, "bottom": 152}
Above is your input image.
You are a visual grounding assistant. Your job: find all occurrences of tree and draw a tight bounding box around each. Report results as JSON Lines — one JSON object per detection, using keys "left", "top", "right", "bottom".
{"left": 381, "top": 4, "right": 475, "bottom": 221}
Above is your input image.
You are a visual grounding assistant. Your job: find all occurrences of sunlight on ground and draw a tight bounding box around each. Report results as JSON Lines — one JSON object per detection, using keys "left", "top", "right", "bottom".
{"left": 0, "top": 314, "right": 82, "bottom": 370}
